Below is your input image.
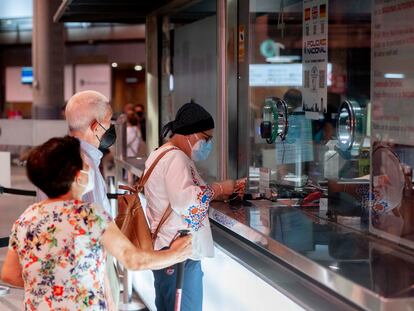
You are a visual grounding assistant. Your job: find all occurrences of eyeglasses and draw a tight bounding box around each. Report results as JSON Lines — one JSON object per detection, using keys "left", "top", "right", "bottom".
{"left": 201, "top": 131, "right": 213, "bottom": 142}
{"left": 97, "top": 121, "right": 115, "bottom": 131}
{"left": 98, "top": 122, "right": 108, "bottom": 131}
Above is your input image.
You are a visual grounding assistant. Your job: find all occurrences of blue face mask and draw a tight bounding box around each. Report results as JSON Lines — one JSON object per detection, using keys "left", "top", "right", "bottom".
{"left": 188, "top": 135, "right": 213, "bottom": 162}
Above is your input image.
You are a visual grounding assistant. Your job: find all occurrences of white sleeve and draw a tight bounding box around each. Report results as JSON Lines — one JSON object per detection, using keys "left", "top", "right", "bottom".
{"left": 164, "top": 154, "right": 214, "bottom": 231}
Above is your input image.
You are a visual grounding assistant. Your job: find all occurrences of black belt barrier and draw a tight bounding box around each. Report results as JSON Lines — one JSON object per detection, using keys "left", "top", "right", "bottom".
{"left": 0, "top": 186, "right": 36, "bottom": 197}
{"left": 0, "top": 185, "right": 120, "bottom": 200}
{"left": 0, "top": 237, "right": 9, "bottom": 248}
{"left": 0, "top": 186, "right": 120, "bottom": 248}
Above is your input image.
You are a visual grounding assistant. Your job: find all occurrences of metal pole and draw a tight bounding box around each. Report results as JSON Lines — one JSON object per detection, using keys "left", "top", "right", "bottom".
{"left": 217, "top": 0, "right": 228, "bottom": 180}
{"left": 32, "top": 0, "right": 64, "bottom": 119}
{"left": 114, "top": 120, "right": 142, "bottom": 311}
{"left": 146, "top": 15, "right": 160, "bottom": 152}
{"left": 123, "top": 269, "right": 131, "bottom": 303}
{"left": 174, "top": 230, "right": 190, "bottom": 311}
{"left": 0, "top": 286, "right": 10, "bottom": 297}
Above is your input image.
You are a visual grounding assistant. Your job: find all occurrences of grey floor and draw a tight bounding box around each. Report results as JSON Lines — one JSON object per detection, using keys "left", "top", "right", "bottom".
{"left": 0, "top": 164, "right": 147, "bottom": 310}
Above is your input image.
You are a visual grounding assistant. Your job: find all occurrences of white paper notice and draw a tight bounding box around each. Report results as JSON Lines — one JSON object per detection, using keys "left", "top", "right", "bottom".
{"left": 302, "top": 0, "right": 328, "bottom": 114}
{"left": 372, "top": 0, "right": 414, "bottom": 145}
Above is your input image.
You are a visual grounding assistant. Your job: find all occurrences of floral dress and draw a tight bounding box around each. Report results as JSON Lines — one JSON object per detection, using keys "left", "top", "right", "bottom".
{"left": 9, "top": 200, "right": 112, "bottom": 311}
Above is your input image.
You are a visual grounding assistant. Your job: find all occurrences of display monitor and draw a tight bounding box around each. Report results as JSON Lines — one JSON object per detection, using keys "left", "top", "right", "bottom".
{"left": 21, "top": 67, "right": 33, "bottom": 84}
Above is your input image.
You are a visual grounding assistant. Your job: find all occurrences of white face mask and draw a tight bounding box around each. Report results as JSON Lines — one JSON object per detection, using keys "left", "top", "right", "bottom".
{"left": 77, "top": 169, "right": 95, "bottom": 197}
{"left": 187, "top": 134, "right": 213, "bottom": 162}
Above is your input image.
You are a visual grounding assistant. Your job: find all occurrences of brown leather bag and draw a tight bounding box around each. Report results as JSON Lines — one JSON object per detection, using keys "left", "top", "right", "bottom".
{"left": 115, "top": 148, "right": 176, "bottom": 251}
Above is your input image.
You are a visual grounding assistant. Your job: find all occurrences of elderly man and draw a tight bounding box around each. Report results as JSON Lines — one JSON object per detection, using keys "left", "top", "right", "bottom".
{"left": 65, "top": 90, "right": 120, "bottom": 307}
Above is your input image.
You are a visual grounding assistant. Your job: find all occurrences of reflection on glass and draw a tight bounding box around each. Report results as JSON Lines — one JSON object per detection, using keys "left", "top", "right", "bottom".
{"left": 247, "top": 0, "right": 371, "bottom": 190}
{"left": 338, "top": 108, "right": 352, "bottom": 150}
{"left": 371, "top": 143, "right": 414, "bottom": 248}
{"left": 270, "top": 206, "right": 314, "bottom": 252}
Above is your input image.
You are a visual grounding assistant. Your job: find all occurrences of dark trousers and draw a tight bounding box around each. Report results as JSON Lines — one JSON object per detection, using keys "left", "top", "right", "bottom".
{"left": 153, "top": 260, "right": 203, "bottom": 311}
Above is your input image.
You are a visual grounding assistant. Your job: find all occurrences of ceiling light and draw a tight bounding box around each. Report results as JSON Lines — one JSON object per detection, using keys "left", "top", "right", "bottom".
{"left": 134, "top": 65, "right": 143, "bottom": 71}
{"left": 111, "top": 62, "right": 118, "bottom": 68}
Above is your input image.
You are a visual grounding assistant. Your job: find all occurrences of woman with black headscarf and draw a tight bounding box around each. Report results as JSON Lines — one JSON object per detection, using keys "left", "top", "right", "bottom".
{"left": 144, "top": 101, "right": 238, "bottom": 311}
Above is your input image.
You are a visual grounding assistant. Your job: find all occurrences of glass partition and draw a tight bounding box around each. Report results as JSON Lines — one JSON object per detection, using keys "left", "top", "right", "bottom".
{"left": 244, "top": 0, "right": 372, "bottom": 225}
{"left": 159, "top": 0, "right": 218, "bottom": 181}
{"left": 370, "top": 0, "right": 414, "bottom": 249}
{"left": 243, "top": 0, "right": 414, "bottom": 250}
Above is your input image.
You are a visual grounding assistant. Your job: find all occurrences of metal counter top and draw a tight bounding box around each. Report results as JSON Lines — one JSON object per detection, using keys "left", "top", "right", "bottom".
{"left": 209, "top": 201, "right": 414, "bottom": 311}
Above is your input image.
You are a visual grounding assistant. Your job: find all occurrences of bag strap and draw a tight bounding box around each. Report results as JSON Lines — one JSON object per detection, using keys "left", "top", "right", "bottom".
{"left": 137, "top": 146, "right": 178, "bottom": 190}
{"left": 119, "top": 146, "right": 178, "bottom": 244}
{"left": 146, "top": 147, "right": 179, "bottom": 243}
{"left": 152, "top": 204, "right": 173, "bottom": 243}
{"left": 118, "top": 146, "right": 178, "bottom": 195}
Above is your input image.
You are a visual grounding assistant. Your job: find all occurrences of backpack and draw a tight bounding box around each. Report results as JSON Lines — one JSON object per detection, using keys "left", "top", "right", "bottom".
{"left": 115, "top": 147, "right": 177, "bottom": 251}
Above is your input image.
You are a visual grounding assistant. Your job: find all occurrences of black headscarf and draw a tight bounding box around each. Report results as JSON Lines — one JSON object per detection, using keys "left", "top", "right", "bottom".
{"left": 161, "top": 101, "right": 215, "bottom": 138}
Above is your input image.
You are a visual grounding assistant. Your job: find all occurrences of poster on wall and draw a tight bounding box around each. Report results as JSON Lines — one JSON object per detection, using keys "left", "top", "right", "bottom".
{"left": 302, "top": 0, "right": 328, "bottom": 117}
{"left": 75, "top": 64, "right": 112, "bottom": 100}
{"left": 372, "top": 0, "right": 414, "bottom": 146}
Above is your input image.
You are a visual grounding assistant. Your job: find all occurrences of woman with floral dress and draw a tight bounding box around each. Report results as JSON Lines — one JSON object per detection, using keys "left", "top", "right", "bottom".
{"left": 1, "top": 136, "right": 191, "bottom": 311}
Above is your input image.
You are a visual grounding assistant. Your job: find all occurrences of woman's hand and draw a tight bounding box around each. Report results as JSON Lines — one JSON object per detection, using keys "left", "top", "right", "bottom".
{"left": 220, "top": 179, "right": 236, "bottom": 196}
{"left": 211, "top": 178, "right": 247, "bottom": 200}
{"left": 169, "top": 235, "right": 193, "bottom": 262}
{"left": 102, "top": 222, "right": 193, "bottom": 271}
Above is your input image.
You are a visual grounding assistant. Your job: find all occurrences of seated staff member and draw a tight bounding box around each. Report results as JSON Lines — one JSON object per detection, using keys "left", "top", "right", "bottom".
{"left": 145, "top": 101, "right": 236, "bottom": 311}
{"left": 1, "top": 136, "right": 192, "bottom": 311}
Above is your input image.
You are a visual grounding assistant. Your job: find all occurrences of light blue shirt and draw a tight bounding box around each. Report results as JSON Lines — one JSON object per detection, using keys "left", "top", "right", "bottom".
{"left": 80, "top": 140, "right": 111, "bottom": 213}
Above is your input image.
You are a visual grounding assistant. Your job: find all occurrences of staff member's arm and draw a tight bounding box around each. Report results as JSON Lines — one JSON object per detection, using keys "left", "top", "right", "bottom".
{"left": 101, "top": 222, "right": 192, "bottom": 271}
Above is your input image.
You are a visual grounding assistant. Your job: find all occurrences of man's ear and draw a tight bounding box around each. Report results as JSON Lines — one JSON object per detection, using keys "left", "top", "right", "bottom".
{"left": 90, "top": 120, "right": 99, "bottom": 132}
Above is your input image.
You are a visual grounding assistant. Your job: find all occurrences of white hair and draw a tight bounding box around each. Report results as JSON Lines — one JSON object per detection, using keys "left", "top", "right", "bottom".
{"left": 65, "top": 90, "right": 112, "bottom": 132}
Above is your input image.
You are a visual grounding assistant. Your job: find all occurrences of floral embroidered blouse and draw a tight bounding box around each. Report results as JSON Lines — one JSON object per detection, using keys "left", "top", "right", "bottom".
{"left": 144, "top": 146, "right": 215, "bottom": 259}
{"left": 9, "top": 200, "right": 112, "bottom": 311}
